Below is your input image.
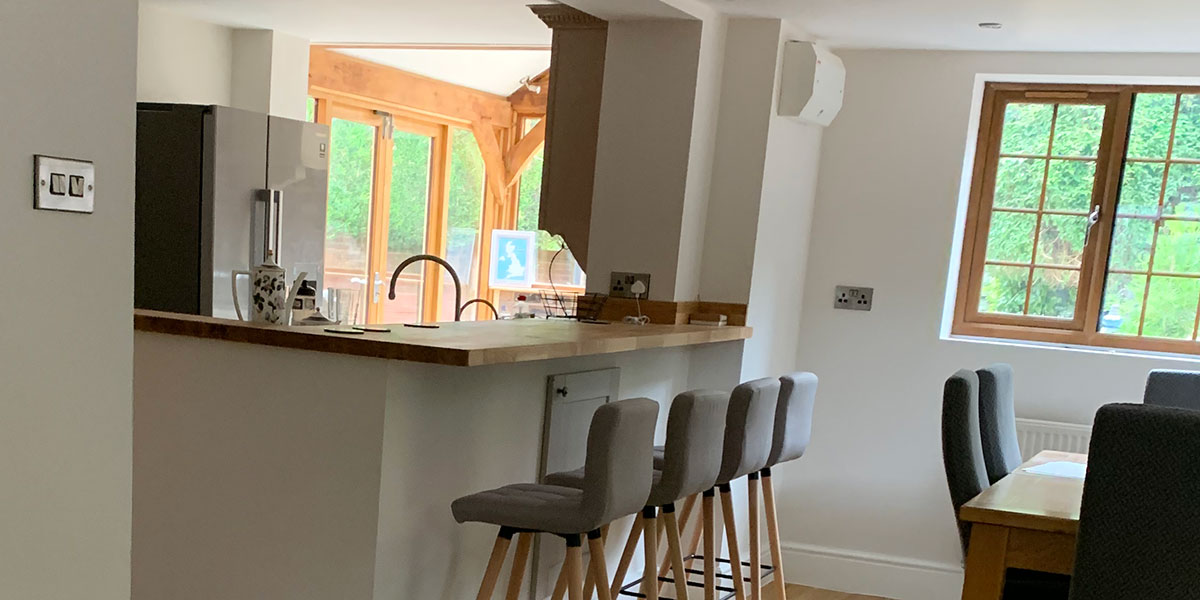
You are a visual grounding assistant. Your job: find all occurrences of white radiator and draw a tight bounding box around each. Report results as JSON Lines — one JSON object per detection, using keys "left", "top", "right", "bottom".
{"left": 1015, "top": 418, "right": 1092, "bottom": 460}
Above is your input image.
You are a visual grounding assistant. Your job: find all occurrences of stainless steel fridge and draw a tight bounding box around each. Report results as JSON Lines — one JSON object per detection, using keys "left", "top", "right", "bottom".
{"left": 135, "top": 103, "right": 329, "bottom": 319}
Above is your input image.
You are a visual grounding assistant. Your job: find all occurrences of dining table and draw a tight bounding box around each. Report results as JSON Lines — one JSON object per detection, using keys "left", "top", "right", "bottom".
{"left": 958, "top": 450, "right": 1087, "bottom": 600}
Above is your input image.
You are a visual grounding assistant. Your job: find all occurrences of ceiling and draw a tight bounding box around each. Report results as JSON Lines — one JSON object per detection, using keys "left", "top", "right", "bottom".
{"left": 707, "top": 0, "right": 1200, "bottom": 53}
{"left": 335, "top": 48, "right": 550, "bottom": 96}
{"left": 143, "top": 0, "right": 553, "bottom": 45}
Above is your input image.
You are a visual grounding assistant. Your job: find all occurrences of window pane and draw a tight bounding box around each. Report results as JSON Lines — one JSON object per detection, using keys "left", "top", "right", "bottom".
{"left": 382, "top": 130, "right": 432, "bottom": 325}
{"left": 1053, "top": 104, "right": 1104, "bottom": 157}
{"left": 323, "top": 118, "right": 375, "bottom": 321}
{"left": 1028, "top": 268, "right": 1079, "bottom": 319}
{"left": 444, "top": 127, "right": 485, "bottom": 320}
{"left": 1044, "top": 160, "right": 1096, "bottom": 213}
{"left": 1108, "top": 217, "right": 1154, "bottom": 272}
{"left": 1171, "top": 94, "right": 1200, "bottom": 160}
{"left": 979, "top": 264, "right": 1029, "bottom": 315}
{"left": 1164, "top": 162, "right": 1200, "bottom": 217}
{"left": 985, "top": 212, "right": 1035, "bottom": 263}
{"left": 1151, "top": 220, "right": 1200, "bottom": 274}
{"left": 1000, "top": 103, "right": 1053, "bottom": 155}
{"left": 994, "top": 158, "right": 1044, "bottom": 210}
{"left": 1099, "top": 273, "right": 1146, "bottom": 335}
{"left": 1037, "top": 214, "right": 1088, "bottom": 267}
{"left": 1142, "top": 276, "right": 1200, "bottom": 339}
{"left": 1116, "top": 162, "right": 1165, "bottom": 216}
{"left": 306, "top": 97, "right": 316, "bottom": 122}
{"left": 1127, "top": 94, "right": 1177, "bottom": 159}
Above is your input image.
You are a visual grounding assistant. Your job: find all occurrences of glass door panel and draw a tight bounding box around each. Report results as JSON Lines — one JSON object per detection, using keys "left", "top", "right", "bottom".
{"left": 323, "top": 114, "right": 377, "bottom": 325}
{"left": 442, "top": 127, "right": 486, "bottom": 321}
{"left": 381, "top": 128, "right": 434, "bottom": 324}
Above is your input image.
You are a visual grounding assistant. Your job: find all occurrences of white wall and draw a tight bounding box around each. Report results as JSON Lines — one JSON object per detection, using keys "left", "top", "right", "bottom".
{"left": 586, "top": 20, "right": 704, "bottom": 301}
{"left": 0, "top": 1, "right": 137, "bottom": 598}
{"left": 784, "top": 49, "right": 1200, "bottom": 599}
{"left": 672, "top": 12, "right": 727, "bottom": 301}
{"left": 231, "top": 29, "right": 311, "bottom": 121}
{"left": 137, "top": 3, "right": 233, "bottom": 105}
{"left": 696, "top": 18, "right": 824, "bottom": 380}
{"left": 138, "top": 6, "right": 309, "bottom": 119}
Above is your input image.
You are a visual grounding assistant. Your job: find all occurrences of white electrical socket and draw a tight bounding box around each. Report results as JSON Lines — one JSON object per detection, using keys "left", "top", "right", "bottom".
{"left": 834, "top": 285, "right": 873, "bottom": 311}
{"left": 610, "top": 272, "right": 651, "bottom": 298}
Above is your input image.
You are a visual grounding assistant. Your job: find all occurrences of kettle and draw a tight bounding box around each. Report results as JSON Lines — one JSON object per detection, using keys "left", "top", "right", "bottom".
{"left": 232, "top": 250, "right": 307, "bottom": 325}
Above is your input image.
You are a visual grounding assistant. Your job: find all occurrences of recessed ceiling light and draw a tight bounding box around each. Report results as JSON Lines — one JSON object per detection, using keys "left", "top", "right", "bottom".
{"left": 978, "top": 22, "right": 1003, "bottom": 29}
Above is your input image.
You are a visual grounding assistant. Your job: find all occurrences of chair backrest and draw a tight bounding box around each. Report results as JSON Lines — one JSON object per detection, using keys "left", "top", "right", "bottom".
{"left": 976, "top": 364, "right": 1023, "bottom": 485}
{"left": 581, "top": 397, "right": 660, "bottom": 525}
{"left": 941, "top": 369, "right": 989, "bottom": 556}
{"left": 1070, "top": 403, "right": 1200, "bottom": 599}
{"left": 717, "top": 377, "right": 781, "bottom": 485}
{"left": 1143, "top": 369, "right": 1200, "bottom": 410}
{"left": 767, "top": 372, "right": 818, "bottom": 468}
{"left": 655, "top": 390, "right": 730, "bottom": 504}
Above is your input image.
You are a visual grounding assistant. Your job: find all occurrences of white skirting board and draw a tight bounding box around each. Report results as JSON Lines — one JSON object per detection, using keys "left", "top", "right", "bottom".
{"left": 781, "top": 542, "right": 964, "bottom": 600}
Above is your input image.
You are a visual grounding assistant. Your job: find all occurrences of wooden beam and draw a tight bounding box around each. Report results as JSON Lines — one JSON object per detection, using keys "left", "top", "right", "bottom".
{"left": 471, "top": 120, "right": 510, "bottom": 202}
{"left": 505, "top": 119, "right": 546, "bottom": 187}
{"left": 508, "top": 69, "right": 550, "bottom": 115}
{"left": 308, "top": 47, "right": 512, "bottom": 125}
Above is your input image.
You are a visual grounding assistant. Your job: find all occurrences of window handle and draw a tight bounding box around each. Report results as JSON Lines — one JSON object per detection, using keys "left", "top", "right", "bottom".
{"left": 1085, "top": 205, "right": 1102, "bottom": 245}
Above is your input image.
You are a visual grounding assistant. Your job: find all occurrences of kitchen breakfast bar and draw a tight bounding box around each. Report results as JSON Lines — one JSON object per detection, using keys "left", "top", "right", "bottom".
{"left": 132, "top": 310, "right": 751, "bottom": 600}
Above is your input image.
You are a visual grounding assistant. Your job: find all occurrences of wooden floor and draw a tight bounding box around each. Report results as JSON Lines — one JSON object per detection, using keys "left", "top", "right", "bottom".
{"left": 779, "top": 584, "right": 891, "bottom": 600}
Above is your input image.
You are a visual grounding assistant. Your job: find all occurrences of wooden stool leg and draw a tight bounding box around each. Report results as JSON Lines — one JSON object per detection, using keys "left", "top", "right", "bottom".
{"left": 583, "top": 525, "right": 609, "bottom": 599}
{"left": 702, "top": 489, "right": 716, "bottom": 600}
{"left": 552, "top": 560, "right": 568, "bottom": 600}
{"left": 663, "top": 504, "right": 691, "bottom": 600}
{"left": 664, "top": 494, "right": 698, "bottom": 579}
{"left": 588, "top": 529, "right": 614, "bottom": 600}
{"left": 761, "top": 469, "right": 787, "bottom": 600}
{"left": 684, "top": 493, "right": 704, "bottom": 569}
{"left": 565, "top": 535, "right": 585, "bottom": 600}
{"left": 477, "top": 527, "right": 515, "bottom": 600}
{"left": 748, "top": 474, "right": 762, "bottom": 600}
{"left": 642, "top": 507, "right": 660, "bottom": 600}
{"left": 719, "top": 484, "right": 747, "bottom": 600}
{"left": 611, "top": 514, "right": 644, "bottom": 598}
{"left": 504, "top": 532, "right": 533, "bottom": 600}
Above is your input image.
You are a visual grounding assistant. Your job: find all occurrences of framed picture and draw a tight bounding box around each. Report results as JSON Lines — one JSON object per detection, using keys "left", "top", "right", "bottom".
{"left": 489, "top": 230, "right": 538, "bottom": 289}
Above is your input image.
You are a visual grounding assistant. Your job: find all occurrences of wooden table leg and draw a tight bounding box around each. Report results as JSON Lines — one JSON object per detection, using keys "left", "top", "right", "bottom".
{"left": 961, "top": 524, "right": 1009, "bottom": 600}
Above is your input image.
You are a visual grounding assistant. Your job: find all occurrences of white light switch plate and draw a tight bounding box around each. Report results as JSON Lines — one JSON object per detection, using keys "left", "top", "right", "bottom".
{"left": 35, "top": 155, "right": 94, "bottom": 213}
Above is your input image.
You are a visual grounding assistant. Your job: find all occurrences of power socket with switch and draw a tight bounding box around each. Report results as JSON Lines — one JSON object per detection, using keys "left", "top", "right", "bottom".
{"left": 610, "top": 272, "right": 651, "bottom": 299}
{"left": 834, "top": 285, "right": 873, "bottom": 311}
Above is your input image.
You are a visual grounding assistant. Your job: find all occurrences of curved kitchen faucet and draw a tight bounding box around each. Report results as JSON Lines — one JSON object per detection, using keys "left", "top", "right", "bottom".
{"left": 388, "top": 254, "right": 499, "bottom": 323}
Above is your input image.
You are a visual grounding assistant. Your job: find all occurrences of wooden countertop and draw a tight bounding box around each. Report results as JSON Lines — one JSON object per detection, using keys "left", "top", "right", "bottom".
{"left": 133, "top": 310, "right": 752, "bottom": 367}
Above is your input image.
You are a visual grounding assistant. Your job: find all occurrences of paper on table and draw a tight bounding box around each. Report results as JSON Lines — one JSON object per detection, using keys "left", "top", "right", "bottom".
{"left": 1022, "top": 461, "right": 1087, "bottom": 479}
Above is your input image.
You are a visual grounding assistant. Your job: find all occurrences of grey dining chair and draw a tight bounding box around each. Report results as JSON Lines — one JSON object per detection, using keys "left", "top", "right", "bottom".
{"left": 942, "top": 369, "right": 1069, "bottom": 599}
{"left": 1069, "top": 403, "right": 1200, "bottom": 599}
{"left": 977, "top": 364, "right": 1024, "bottom": 485}
{"left": 1143, "top": 369, "right": 1200, "bottom": 410}
{"left": 451, "top": 397, "right": 659, "bottom": 600}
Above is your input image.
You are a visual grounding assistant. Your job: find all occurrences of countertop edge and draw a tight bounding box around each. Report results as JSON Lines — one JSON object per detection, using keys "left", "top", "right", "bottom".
{"left": 133, "top": 310, "right": 752, "bottom": 367}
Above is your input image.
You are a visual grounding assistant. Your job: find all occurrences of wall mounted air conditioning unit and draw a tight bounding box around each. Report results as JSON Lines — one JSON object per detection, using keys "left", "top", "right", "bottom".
{"left": 778, "top": 41, "right": 845, "bottom": 127}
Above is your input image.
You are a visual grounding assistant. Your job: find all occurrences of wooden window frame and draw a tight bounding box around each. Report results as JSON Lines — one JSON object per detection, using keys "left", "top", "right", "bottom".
{"left": 954, "top": 82, "right": 1200, "bottom": 355}
{"left": 309, "top": 48, "right": 549, "bottom": 323}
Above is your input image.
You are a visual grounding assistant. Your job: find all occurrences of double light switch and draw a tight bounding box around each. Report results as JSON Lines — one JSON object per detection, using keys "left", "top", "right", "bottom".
{"left": 35, "top": 155, "right": 94, "bottom": 213}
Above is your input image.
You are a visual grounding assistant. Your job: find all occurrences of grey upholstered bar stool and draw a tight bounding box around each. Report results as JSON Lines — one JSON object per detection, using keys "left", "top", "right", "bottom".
{"left": 711, "top": 377, "right": 780, "bottom": 600}
{"left": 451, "top": 398, "right": 658, "bottom": 600}
{"left": 757, "top": 372, "right": 818, "bottom": 600}
{"left": 976, "top": 364, "right": 1023, "bottom": 484}
{"left": 546, "top": 390, "right": 730, "bottom": 600}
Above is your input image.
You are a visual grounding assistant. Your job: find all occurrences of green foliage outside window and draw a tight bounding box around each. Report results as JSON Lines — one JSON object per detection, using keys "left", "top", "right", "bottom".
{"left": 978, "top": 94, "right": 1200, "bottom": 340}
